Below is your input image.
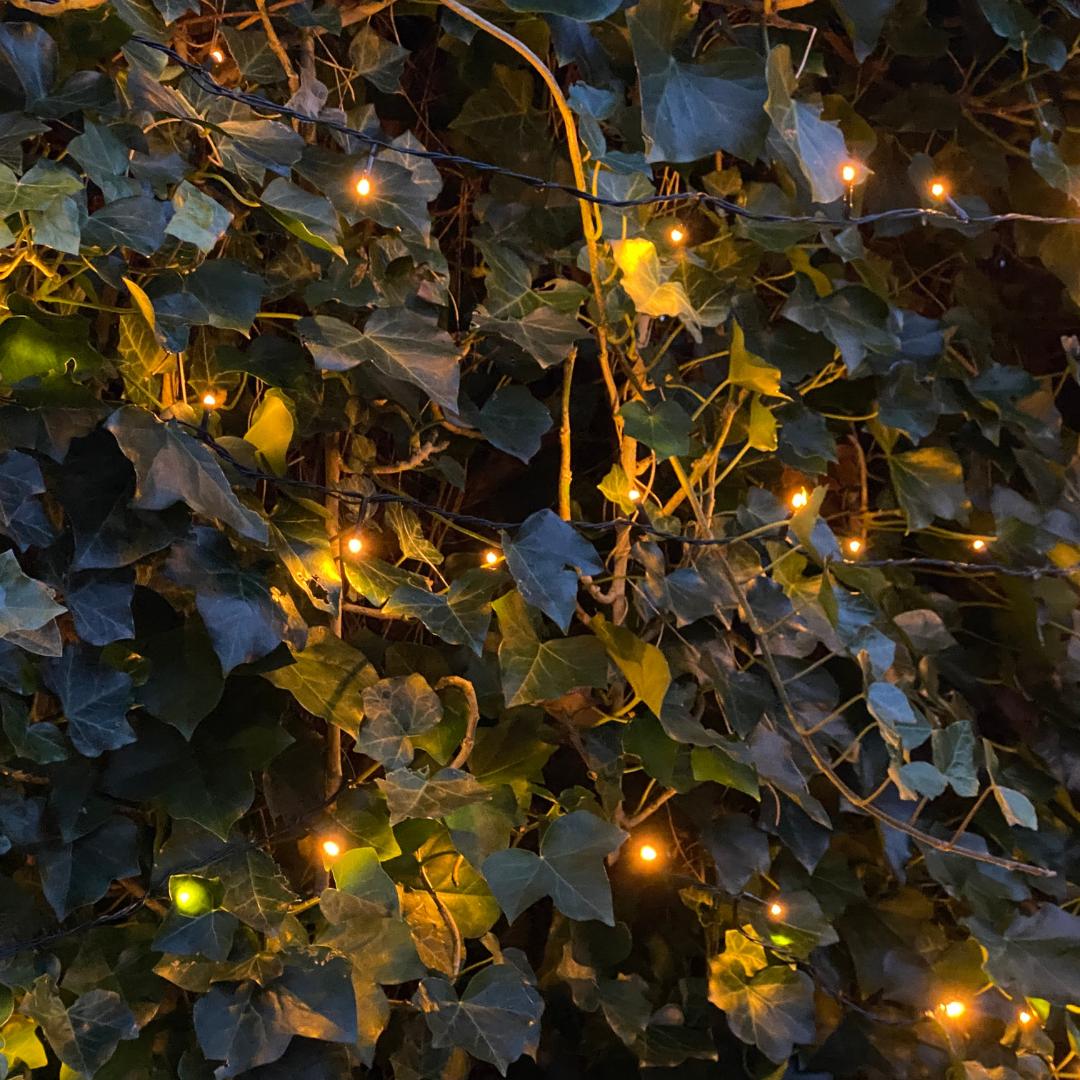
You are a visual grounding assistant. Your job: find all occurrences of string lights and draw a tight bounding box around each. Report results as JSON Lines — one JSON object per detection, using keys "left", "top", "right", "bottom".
{"left": 768, "top": 900, "right": 785, "bottom": 919}
{"left": 971, "top": 538, "right": 987, "bottom": 552}
{"left": 627, "top": 487, "right": 642, "bottom": 503}
{"left": 321, "top": 838, "right": 343, "bottom": 859}
{"left": 637, "top": 842, "right": 660, "bottom": 864}
{"left": 346, "top": 535, "right": 363, "bottom": 556}
{"left": 845, "top": 538, "right": 862, "bottom": 556}
{"left": 483, "top": 549, "right": 500, "bottom": 567}
{"left": 789, "top": 488, "right": 809, "bottom": 511}
{"left": 939, "top": 999, "right": 967, "bottom": 1020}
{"left": 1017, "top": 1008, "right": 1034, "bottom": 1026}
{"left": 209, "top": 47, "right": 225, "bottom": 65}
{"left": 668, "top": 224, "right": 685, "bottom": 244}
{"left": 201, "top": 391, "right": 221, "bottom": 409}
{"left": 170, "top": 876, "right": 212, "bottom": 917}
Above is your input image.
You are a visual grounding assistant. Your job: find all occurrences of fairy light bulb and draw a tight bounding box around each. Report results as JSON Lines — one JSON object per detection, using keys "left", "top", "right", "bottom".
{"left": 789, "top": 488, "right": 809, "bottom": 511}
{"left": 638, "top": 843, "right": 659, "bottom": 864}
{"left": 840, "top": 161, "right": 859, "bottom": 185}
{"left": 627, "top": 487, "right": 642, "bottom": 503}
{"left": 321, "top": 838, "right": 342, "bottom": 859}
{"left": 1018, "top": 1009, "right": 1033, "bottom": 1026}
{"left": 971, "top": 538, "right": 987, "bottom": 552}
{"left": 201, "top": 391, "right": 220, "bottom": 409}
{"left": 209, "top": 47, "right": 225, "bottom": 64}
{"left": 346, "top": 535, "right": 363, "bottom": 556}
{"left": 669, "top": 225, "right": 685, "bottom": 244}
{"left": 356, "top": 175, "right": 371, "bottom": 198}
{"left": 846, "top": 538, "right": 862, "bottom": 556}
{"left": 768, "top": 900, "right": 785, "bottom": 919}
{"left": 170, "top": 876, "right": 212, "bottom": 917}
{"left": 929, "top": 179, "right": 948, "bottom": 201}
{"left": 483, "top": 549, "right": 500, "bottom": 567}
{"left": 940, "top": 1000, "right": 966, "bottom": 1020}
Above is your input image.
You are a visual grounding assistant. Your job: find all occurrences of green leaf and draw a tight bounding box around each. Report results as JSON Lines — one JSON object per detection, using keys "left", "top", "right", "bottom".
{"left": 619, "top": 399, "right": 692, "bottom": 457}
{"left": 747, "top": 396, "right": 778, "bottom": 451}
{"left": 888, "top": 446, "right": 967, "bottom": 530}
{"left": 377, "top": 767, "right": 490, "bottom": 825}
{"left": 866, "top": 681, "right": 931, "bottom": 751}
{"left": 37, "top": 817, "right": 140, "bottom": 919}
{"left": 501, "top": 0, "right": 620, "bottom": 19}
{"left": 384, "top": 569, "right": 500, "bottom": 656}
{"left": 244, "top": 389, "right": 294, "bottom": 476}
{"left": 501, "top": 510, "right": 603, "bottom": 632}
{"left": 628, "top": 0, "right": 768, "bottom": 163}
{"left": 0, "top": 550, "right": 64, "bottom": 640}
{"left": 265, "top": 627, "right": 378, "bottom": 736}
{"left": 153, "top": 910, "right": 238, "bottom": 961}
{"left": 482, "top": 809, "right": 626, "bottom": 925}
{"left": 765, "top": 46, "right": 849, "bottom": 204}
{"left": 105, "top": 407, "right": 268, "bottom": 543}
{"left": 348, "top": 26, "right": 409, "bottom": 93}
{"left": 261, "top": 177, "right": 345, "bottom": 259}
{"left": 83, "top": 195, "right": 172, "bottom": 256}
{"left": 345, "top": 555, "right": 427, "bottom": 607}
{"left": 708, "top": 934, "right": 816, "bottom": 1063}
{"left": 611, "top": 238, "right": 699, "bottom": 332}
{"left": 166, "top": 181, "right": 232, "bottom": 252}
{"left": 43, "top": 646, "right": 134, "bottom": 757}
{"left": 493, "top": 590, "right": 608, "bottom": 706}
{"left": 590, "top": 613, "right": 670, "bottom": 716}
{"left": 931, "top": 722, "right": 979, "bottom": 798}
{"left": 832, "top": 0, "right": 897, "bottom": 60}
{"left": 216, "top": 848, "right": 299, "bottom": 932}
{"left": 414, "top": 964, "right": 544, "bottom": 1075}
{"left": 358, "top": 674, "right": 443, "bottom": 770}
{"left": 386, "top": 502, "right": 442, "bottom": 566}
{"left": 478, "top": 386, "right": 553, "bottom": 464}
{"left": 22, "top": 980, "right": 138, "bottom": 1078}
{"left": 298, "top": 310, "right": 461, "bottom": 412}
{"left": 972, "top": 906, "right": 1080, "bottom": 1006}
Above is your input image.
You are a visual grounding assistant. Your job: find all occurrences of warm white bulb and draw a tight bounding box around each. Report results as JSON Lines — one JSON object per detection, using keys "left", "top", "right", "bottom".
{"left": 210, "top": 48, "right": 224, "bottom": 64}
{"left": 638, "top": 843, "right": 658, "bottom": 863}
{"left": 840, "top": 162, "right": 858, "bottom": 184}
{"left": 1018, "top": 1009, "right": 1033, "bottom": 1025}
{"left": 768, "top": 901, "right": 784, "bottom": 919}
{"left": 929, "top": 179, "right": 947, "bottom": 200}
{"left": 789, "top": 488, "right": 809, "bottom": 511}
{"left": 346, "top": 536, "right": 363, "bottom": 556}
{"left": 321, "top": 839, "right": 342, "bottom": 858}
{"left": 971, "top": 538, "right": 986, "bottom": 552}
{"left": 627, "top": 487, "right": 641, "bottom": 503}
{"left": 356, "top": 175, "right": 371, "bottom": 197}
{"left": 483, "top": 549, "right": 499, "bottom": 566}
{"left": 941, "top": 1000, "right": 966, "bottom": 1019}
{"left": 846, "top": 538, "right": 862, "bottom": 555}
{"left": 669, "top": 225, "right": 685, "bottom": 244}
{"left": 202, "top": 392, "right": 218, "bottom": 408}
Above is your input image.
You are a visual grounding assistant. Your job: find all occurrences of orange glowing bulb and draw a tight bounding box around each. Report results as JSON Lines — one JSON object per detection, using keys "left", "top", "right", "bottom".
{"left": 209, "top": 48, "right": 224, "bottom": 64}
{"left": 1018, "top": 1009, "right": 1033, "bottom": 1025}
{"left": 321, "top": 839, "right": 342, "bottom": 858}
{"left": 483, "top": 549, "right": 499, "bottom": 566}
{"left": 627, "top": 487, "right": 641, "bottom": 503}
{"left": 940, "top": 1000, "right": 966, "bottom": 1019}
{"left": 929, "top": 179, "right": 947, "bottom": 200}
{"left": 346, "top": 536, "right": 363, "bottom": 556}
{"left": 669, "top": 225, "right": 685, "bottom": 244}
{"left": 638, "top": 843, "right": 659, "bottom": 863}
{"left": 971, "top": 538, "right": 986, "bottom": 552}
{"left": 768, "top": 901, "right": 785, "bottom": 919}
{"left": 789, "top": 488, "right": 809, "bottom": 511}
{"left": 201, "top": 391, "right": 219, "bottom": 408}
{"left": 356, "top": 175, "right": 371, "bottom": 197}
{"left": 840, "top": 162, "right": 858, "bottom": 185}
{"left": 846, "top": 538, "right": 862, "bottom": 555}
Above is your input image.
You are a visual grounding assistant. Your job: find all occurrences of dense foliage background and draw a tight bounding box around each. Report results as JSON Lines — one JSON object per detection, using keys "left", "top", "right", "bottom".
{"left": 1, "top": 0, "right": 1080, "bottom": 1075}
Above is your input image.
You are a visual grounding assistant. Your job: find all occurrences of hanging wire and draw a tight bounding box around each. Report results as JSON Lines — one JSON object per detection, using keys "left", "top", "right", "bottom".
{"left": 124, "top": 38, "right": 1080, "bottom": 229}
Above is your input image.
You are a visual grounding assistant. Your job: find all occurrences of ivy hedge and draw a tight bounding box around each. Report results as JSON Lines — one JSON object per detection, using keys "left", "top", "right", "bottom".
{"left": 0, "top": 0, "right": 1079, "bottom": 1077}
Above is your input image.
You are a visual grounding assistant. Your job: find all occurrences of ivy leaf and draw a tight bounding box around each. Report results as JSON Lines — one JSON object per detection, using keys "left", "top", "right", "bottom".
{"left": 866, "top": 681, "right": 931, "bottom": 751}
{"left": 22, "top": 980, "right": 138, "bottom": 1078}
{"left": 193, "top": 983, "right": 293, "bottom": 1076}
{"left": 105, "top": 407, "right": 268, "bottom": 544}
{"left": 708, "top": 935, "right": 816, "bottom": 1062}
{"left": 482, "top": 809, "right": 626, "bottom": 925}
{"left": 166, "top": 180, "right": 232, "bottom": 252}
{"left": 245, "top": 388, "right": 294, "bottom": 476}
{"left": 0, "top": 24, "right": 56, "bottom": 107}
{"left": 494, "top": 590, "right": 608, "bottom": 706}
{"left": 377, "top": 767, "right": 490, "bottom": 825}
{"left": 590, "top": 614, "right": 671, "bottom": 716}
{"left": 153, "top": 910, "right": 238, "bottom": 961}
{"left": 972, "top": 905, "right": 1080, "bottom": 1005}
{"left": 37, "top": 817, "right": 140, "bottom": 920}
{"left": 298, "top": 310, "right": 461, "bottom": 412}
{"left": 261, "top": 178, "right": 345, "bottom": 260}
{"left": 764, "top": 46, "right": 849, "bottom": 204}
{"left": 82, "top": 195, "right": 172, "bottom": 256}
{"left": 932, "top": 722, "right": 979, "bottom": 798}
{"left": 265, "top": 627, "right": 378, "bottom": 736}
{"left": 501, "top": 509, "right": 603, "bottom": 632}
{"left": 0, "top": 550, "right": 65, "bottom": 640}
{"left": 628, "top": 0, "right": 768, "bottom": 163}
{"left": 832, "top": 0, "right": 896, "bottom": 60}
{"left": 166, "top": 527, "right": 286, "bottom": 674}
{"left": 478, "top": 386, "right": 553, "bottom": 463}
{"left": 0, "top": 449, "right": 55, "bottom": 550}
{"left": 349, "top": 26, "right": 409, "bottom": 93}
{"left": 729, "top": 321, "right": 783, "bottom": 396}
{"left": 43, "top": 646, "right": 134, "bottom": 757}
{"left": 358, "top": 674, "right": 443, "bottom": 770}
{"left": 65, "top": 570, "right": 135, "bottom": 646}
{"left": 888, "top": 446, "right": 967, "bottom": 530}
{"left": 345, "top": 555, "right": 427, "bottom": 607}
{"left": 414, "top": 964, "right": 544, "bottom": 1076}
{"left": 501, "top": 0, "right": 620, "bottom": 19}
{"left": 611, "top": 238, "right": 699, "bottom": 332}
{"left": 216, "top": 848, "right": 299, "bottom": 933}
{"left": 619, "top": 400, "right": 692, "bottom": 458}
{"left": 384, "top": 569, "right": 500, "bottom": 656}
